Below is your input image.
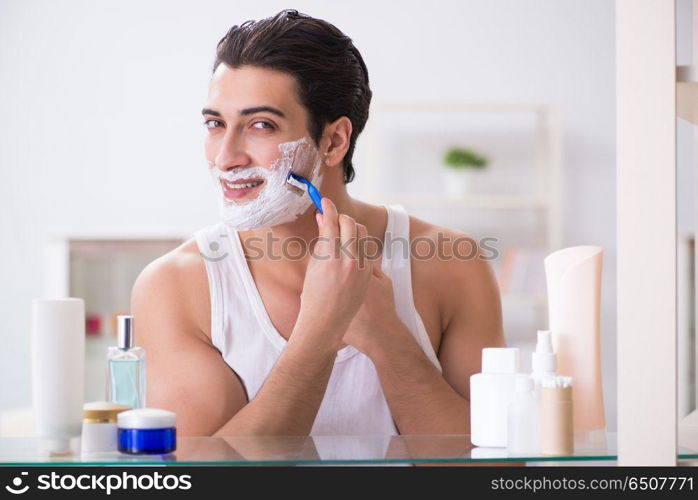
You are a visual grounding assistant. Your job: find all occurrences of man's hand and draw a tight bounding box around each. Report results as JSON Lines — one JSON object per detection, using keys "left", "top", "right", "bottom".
{"left": 296, "top": 197, "right": 373, "bottom": 347}
{"left": 342, "top": 264, "right": 407, "bottom": 357}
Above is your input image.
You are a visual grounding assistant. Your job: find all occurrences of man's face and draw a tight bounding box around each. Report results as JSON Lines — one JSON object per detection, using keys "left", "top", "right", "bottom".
{"left": 202, "top": 64, "right": 314, "bottom": 204}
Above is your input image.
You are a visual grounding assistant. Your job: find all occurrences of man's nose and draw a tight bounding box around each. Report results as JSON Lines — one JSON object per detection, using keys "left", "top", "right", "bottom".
{"left": 213, "top": 131, "right": 250, "bottom": 172}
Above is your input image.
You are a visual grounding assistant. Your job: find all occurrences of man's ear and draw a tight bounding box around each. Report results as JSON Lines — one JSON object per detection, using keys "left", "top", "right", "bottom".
{"left": 321, "top": 116, "right": 353, "bottom": 170}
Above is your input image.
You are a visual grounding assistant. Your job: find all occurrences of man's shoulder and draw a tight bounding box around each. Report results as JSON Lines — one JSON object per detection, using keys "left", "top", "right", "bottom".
{"left": 407, "top": 214, "right": 497, "bottom": 290}
{"left": 137, "top": 238, "right": 205, "bottom": 288}
{"left": 407, "top": 215, "right": 485, "bottom": 264}
{"left": 131, "top": 238, "right": 210, "bottom": 335}
{"left": 408, "top": 215, "right": 470, "bottom": 244}
{"left": 407, "top": 214, "right": 502, "bottom": 339}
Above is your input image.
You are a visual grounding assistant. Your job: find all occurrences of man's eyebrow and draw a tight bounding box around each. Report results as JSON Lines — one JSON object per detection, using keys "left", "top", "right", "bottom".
{"left": 201, "top": 106, "right": 287, "bottom": 119}
{"left": 201, "top": 108, "right": 222, "bottom": 117}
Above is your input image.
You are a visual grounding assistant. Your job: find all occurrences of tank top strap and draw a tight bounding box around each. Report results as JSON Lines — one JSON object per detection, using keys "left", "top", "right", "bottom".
{"left": 193, "top": 221, "right": 263, "bottom": 353}
{"left": 193, "top": 222, "right": 230, "bottom": 350}
{"left": 382, "top": 205, "right": 442, "bottom": 372}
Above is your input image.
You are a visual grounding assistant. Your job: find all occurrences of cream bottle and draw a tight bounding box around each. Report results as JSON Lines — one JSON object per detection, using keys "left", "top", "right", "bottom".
{"left": 470, "top": 347, "right": 520, "bottom": 447}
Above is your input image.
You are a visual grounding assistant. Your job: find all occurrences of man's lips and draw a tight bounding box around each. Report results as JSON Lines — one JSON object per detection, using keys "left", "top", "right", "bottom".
{"left": 220, "top": 178, "right": 265, "bottom": 200}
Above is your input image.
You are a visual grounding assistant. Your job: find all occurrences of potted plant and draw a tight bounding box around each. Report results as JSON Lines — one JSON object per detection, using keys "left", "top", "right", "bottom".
{"left": 442, "top": 147, "right": 489, "bottom": 195}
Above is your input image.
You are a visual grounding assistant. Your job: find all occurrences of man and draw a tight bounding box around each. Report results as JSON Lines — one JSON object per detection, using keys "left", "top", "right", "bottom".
{"left": 131, "top": 9, "right": 505, "bottom": 437}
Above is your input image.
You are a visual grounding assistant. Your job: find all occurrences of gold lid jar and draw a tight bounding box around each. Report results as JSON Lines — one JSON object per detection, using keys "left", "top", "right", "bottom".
{"left": 82, "top": 402, "right": 132, "bottom": 424}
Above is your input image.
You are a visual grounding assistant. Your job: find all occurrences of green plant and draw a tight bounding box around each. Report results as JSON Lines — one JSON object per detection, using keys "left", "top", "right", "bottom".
{"left": 443, "top": 147, "right": 488, "bottom": 169}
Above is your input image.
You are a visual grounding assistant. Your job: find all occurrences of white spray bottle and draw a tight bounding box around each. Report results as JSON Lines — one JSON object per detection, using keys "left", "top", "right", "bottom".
{"left": 530, "top": 330, "right": 558, "bottom": 397}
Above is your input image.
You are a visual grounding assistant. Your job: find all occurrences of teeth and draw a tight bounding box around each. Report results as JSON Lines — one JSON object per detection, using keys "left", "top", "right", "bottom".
{"left": 223, "top": 180, "right": 262, "bottom": 190}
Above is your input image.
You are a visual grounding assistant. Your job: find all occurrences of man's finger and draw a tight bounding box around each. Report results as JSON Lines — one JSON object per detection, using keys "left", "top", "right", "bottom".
{"left": 318, "top": 197, "right": 339, "bottom": 239}
{"left": 356, "top": 223, "right": 368, "bottom": 269}
{"left": 315, "top": 197, "right": 339, "bottom": 258}
{"left": 339, "top": 214, "right": 357, "bottom": 259}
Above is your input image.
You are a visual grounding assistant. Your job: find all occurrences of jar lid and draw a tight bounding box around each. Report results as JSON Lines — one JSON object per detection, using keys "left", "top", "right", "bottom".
{"left": 117, "top": 408, "right": 176, "bottom": 429}
{"left": 83, "top": 402, "right": 132, "bottom": 423}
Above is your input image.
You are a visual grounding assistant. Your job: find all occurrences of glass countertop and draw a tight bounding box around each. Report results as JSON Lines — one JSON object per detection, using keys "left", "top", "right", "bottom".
{"left": 1, "top": 432, "right": 696, "bottom": 466}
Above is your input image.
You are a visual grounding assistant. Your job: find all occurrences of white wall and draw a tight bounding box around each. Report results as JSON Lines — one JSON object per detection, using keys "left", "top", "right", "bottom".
{"left": 0, "top": 0, "right": 618, "bottom": 429}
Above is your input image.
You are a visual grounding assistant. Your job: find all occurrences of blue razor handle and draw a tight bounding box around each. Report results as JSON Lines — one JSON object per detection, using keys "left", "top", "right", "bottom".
{"left": 289, "top": 173, "right": 324, "bottom": 214}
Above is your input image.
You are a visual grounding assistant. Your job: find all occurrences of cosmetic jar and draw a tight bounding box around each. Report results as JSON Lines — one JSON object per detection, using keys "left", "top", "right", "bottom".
{"left": 117, "top": 408, "right": 176, "bottom": 454}
{"left": 81, "top": 401, "right": 132, "bottom": 454}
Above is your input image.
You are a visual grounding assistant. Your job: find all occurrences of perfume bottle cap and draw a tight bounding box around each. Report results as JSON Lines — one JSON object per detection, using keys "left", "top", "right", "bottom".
{"left": 117, "top": 315, "right": 135, "bottom": 349}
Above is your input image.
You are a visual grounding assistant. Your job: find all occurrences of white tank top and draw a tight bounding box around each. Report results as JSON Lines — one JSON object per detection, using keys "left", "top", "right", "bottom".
{"left": 194, "top": 204, "right": 442, "bottom": 436}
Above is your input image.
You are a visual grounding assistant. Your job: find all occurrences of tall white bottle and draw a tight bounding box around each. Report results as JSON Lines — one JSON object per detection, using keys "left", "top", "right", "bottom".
{"left": 545, "top": 246, "right": 605, "bottom": 431}
{"left": 31, "top": 298, "right": 85, "bottom": 455}
{"left": 470, "top": 347, "right": 520, "bottom": 447}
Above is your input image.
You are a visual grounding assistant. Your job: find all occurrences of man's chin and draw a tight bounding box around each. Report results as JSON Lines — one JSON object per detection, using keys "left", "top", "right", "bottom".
{"left": 222, "top": 194, "right": 261, "bottom": 207}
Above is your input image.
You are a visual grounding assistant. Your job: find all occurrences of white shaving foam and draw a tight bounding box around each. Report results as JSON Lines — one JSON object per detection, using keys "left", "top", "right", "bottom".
{"left": 209, "top": 136, "right": 323, "bottom": 230}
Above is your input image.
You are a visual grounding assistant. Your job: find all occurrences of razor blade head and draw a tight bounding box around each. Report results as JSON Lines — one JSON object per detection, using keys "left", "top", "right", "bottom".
{"left": 286, "top": 173, "right": 306, "bottom": 194}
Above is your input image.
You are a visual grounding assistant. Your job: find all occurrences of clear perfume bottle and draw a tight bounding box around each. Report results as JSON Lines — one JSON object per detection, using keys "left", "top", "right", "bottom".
{"left": 106, "top": 315, "right": 146, "bottom": 409}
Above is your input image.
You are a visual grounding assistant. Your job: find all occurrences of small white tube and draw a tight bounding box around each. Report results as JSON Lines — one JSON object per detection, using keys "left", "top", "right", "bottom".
{"left": 31, "top": 298, "right": 85, "bottom": 455}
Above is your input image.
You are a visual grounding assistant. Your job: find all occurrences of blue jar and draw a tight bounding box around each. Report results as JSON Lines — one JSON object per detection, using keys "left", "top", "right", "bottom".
{"left": 117, "top": 408, "right": 176, "bottom": 454}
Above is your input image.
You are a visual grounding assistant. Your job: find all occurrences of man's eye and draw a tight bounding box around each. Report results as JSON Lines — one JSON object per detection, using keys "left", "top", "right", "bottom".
{"left": 203, "top": 119, "right": 222, "bottom": 129}
{"left": 252, "top": 121, "right": 274, "bottom": 130}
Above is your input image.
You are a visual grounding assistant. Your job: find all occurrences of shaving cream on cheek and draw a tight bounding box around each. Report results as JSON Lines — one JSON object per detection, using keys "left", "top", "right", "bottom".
{"left": 210, "top": 136, "right": 323, "bottom": 230}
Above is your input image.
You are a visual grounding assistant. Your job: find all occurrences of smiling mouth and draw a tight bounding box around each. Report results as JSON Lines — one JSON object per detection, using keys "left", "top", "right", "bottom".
{"left": 220, "top": 178, "right": 265, "bottom": 201}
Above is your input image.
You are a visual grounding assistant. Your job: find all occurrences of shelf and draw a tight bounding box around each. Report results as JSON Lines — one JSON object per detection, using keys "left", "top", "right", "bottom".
{"left": 1, "top": 432, "right": 695, "bottom": 466}
{"left": 362, "top": 193, "right": 549, "bottom": 210}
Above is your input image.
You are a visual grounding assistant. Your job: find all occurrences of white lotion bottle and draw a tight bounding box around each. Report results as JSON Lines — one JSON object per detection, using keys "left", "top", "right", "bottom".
{"left": 470, "top": 347, "right": 520, "bottom": 447}
{"left": 507, "top": 375, "right": 540, "bottom": 455}
{"left": 31, "top": 298, "right": 85, "bottom": 455}
{"left": 530, "top": 330, "right": 558, "bottom": 397}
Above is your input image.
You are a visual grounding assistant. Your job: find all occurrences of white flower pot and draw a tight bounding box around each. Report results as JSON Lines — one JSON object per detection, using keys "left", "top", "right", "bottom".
{"left": 442, "top": 168, "right": 481, "bottom": 195}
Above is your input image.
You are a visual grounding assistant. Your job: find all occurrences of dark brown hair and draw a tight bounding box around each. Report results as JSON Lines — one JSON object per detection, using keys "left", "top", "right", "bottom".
{"left": 213, "top": 9, "right": 372, "bottom": 184}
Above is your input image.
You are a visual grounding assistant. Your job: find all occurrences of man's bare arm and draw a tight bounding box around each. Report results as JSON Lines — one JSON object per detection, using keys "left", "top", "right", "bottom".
{"left": 131, "top": 254, "right": 246, "bottom": 436}
{"left": 132, "top": 255, "right": 344, "bottom": 436}
{"left": 365, "top": 241, "right": 506, "bottom": 435}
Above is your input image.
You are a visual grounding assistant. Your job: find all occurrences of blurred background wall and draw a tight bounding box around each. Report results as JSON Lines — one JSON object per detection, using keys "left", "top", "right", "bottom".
{"left": 0, "top": 0, "right": 621, "bottom": 429}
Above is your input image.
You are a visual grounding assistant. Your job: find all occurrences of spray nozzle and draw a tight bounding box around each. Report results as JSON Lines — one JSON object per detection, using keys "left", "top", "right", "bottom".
{"left": 532, "top": 329, "right": 557, "bottom": 373}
